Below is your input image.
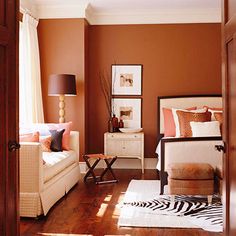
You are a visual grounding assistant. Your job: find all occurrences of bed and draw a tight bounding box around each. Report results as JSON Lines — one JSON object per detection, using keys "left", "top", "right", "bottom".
{"left": 156, "top": 94, "right": 223, "bottom": 194}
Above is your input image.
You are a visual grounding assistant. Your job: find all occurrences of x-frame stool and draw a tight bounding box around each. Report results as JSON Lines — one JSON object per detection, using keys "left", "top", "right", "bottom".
{"left": 83, "top": 154, "right": 118, "bottom": 184}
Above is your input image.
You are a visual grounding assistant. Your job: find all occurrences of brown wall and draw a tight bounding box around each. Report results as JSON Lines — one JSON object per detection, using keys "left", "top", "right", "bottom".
{"left": 38, "top": 18, "right": 88, "bottom": 159}
{"left": 88, "top": 23, "right": 222, "bottom": 158}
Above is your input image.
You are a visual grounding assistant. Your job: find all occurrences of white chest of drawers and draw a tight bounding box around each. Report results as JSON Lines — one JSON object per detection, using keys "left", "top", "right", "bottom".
{"left": 104, "top": 132, "right": 144, "bottom": 173}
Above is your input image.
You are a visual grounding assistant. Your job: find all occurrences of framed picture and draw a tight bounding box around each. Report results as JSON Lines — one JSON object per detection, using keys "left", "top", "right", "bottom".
{"left": 112, "top": 98, "right": 142, "bottom": 128}
{"left": 112, "top": 64, "right": 142, "bottom": 95}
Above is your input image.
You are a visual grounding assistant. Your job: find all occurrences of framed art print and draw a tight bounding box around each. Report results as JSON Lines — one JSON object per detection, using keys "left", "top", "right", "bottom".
{"left": 112, "top": 98, "right": 142, "bottom": 128}
{"left": 112, "top": 64, "right": 142, "bottom": 95}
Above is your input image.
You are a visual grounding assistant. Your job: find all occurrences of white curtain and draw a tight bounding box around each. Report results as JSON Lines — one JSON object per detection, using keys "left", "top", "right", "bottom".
{"left": 19, "top": 13, "right": 44, "bottom": 124}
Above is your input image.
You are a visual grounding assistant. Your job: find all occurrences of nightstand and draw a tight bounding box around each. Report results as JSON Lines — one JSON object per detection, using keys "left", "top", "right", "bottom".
{"left": 104, "top": 132, "right": 144, "bottom": 173}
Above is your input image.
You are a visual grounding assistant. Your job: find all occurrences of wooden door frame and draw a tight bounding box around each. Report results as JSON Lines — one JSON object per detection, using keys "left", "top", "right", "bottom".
{"left": 222, "top": 1, "right": 236, "bottom": 235}
{"left": 0, "top": 0, "right": 19, "bottom": 235}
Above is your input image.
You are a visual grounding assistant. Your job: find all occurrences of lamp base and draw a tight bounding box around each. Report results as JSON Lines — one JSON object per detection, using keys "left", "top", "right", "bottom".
{"left": 59, "top": 95, "right": 65, "bottom": 123}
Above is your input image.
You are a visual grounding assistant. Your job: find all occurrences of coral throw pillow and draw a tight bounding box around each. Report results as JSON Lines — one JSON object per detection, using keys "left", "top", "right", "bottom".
{"left": 176, "top": 111, "right": 211, "bottom": 137}
{"left": 163, "top": 107, "right": 197, "bottom": 137}
{"left": 214, "top": 112, "right": 223, "bottom": 133}
{"left": 47, "top": 122, "right": 72, "bottom": 150}
{"left": 40, "top": 136, "right": 52, "bottom": 152}
{"left": 20, "top": 132, "right": 40, "bottom": 142}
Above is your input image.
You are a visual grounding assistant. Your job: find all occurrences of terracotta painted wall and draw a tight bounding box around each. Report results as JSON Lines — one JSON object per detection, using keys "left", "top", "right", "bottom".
{"left": 88, "top": 23, "right": 222, "bottom": 158}
{"left": 38, "top": 19, "right": 88, "bottom": 159}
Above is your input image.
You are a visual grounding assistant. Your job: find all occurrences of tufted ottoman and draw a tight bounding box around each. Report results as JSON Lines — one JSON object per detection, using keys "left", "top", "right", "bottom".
{"left": 167, "top": 163, "right": 214, "bottom": 204}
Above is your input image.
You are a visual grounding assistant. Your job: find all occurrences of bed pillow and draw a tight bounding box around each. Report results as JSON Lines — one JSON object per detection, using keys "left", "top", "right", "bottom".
{"left": 47, "top": 122, "right": 72, "bottom": 150}
{"left": 163, "top": 107, "right": 197, "bottom": 137}
{"left": 214, "top": 112, "right": 223, "bottom": 133}
{"left": 172, "top": 108, "right": 206, "bottom": 137}
{"left": 208, "top": 109, "right": 223, "bottom": 121}
{"left": 20, "top": 131, "right": 40, "bottom": 142}
{"left": 190, "top": 121, "right": 221, "bottom": 137}
{"left": 176, "top": 110, "right": 211, "bottom": 137}
{"left": 50, "top": 129, "right": 65, "bottom": 152}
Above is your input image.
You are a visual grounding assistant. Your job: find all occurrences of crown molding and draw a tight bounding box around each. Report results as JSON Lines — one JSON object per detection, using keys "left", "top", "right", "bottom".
{"left": 36, "top": 3, "right": 88, "bottom": 19}
{"left": 21, "top": 1, "right": 221, "bottom": 24}
{"left": 86, "top": 7, "right": 221, "bottom": 25}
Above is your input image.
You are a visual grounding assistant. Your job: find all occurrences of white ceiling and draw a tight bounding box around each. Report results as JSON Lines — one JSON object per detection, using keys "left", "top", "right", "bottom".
{"left": 21, "top": 0, "right": 222, "bottom": 24}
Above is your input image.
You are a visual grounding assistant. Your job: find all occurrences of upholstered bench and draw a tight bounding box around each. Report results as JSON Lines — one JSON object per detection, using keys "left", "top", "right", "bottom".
{"left": 167, "top": 163, "right": 214, "bottom": 204}
{"left": 215, "top": 165, "right": 223, "bottom": 195}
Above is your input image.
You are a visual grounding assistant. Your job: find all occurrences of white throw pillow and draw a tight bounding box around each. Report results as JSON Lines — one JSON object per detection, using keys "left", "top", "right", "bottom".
{"left": 172, "top": 108, "right": 207, "bottom": 137}
{"left": 190, "top": 121, "right": 221, "bottom": 137}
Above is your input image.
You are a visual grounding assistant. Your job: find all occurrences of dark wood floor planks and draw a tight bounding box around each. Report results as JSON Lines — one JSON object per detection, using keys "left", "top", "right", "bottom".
{"left": 20, "top": 169, "right": 222, "bottom": 236}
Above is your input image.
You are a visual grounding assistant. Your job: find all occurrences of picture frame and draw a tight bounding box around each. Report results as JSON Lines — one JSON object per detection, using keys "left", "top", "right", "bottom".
{"left": 112, "top": 98, "right": 142, "bottom": 128}
{"left": 112, "top": 64, "right": 142, "bottom": 95}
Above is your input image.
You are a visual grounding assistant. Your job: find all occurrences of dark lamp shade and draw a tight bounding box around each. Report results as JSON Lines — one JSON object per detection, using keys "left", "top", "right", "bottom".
{"left": 48, "top": 74, "right": 77, "bottom": 96}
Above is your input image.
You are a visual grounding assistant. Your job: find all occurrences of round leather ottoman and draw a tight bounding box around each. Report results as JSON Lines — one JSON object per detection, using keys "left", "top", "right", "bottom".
{"left": 167, "top": 163, "right": 214, "bottom": 203}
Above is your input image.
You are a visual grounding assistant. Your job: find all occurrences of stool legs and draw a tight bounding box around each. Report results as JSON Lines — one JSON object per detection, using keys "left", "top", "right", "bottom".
{"left": 83, "top": 156, "right": 100, "bottom": 182}
{"left": 97, "top": 157, "right": 118, "bottom": 184}
{"left": 83, "top": 155, "right": 118, "bottom": 184}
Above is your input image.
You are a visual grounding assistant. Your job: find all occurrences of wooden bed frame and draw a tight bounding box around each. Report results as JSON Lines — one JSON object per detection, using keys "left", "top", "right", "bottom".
{"left": 157, "top": 94, "right": 222, "bottom": 194}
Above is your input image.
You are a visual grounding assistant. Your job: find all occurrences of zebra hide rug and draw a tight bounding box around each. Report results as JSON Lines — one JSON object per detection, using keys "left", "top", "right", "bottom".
{"left": 118, "top": 180, "right": 222, "bottom": 232}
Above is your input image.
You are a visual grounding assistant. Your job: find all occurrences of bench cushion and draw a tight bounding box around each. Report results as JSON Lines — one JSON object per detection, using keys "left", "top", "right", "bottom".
{"left": 215, "top": 165, "right": 223, "bottom": 179}
{"left": 168, "top": 163, "right": 214, "bottom": 180}
{"left": 43, "top": 150, "right": 77, "bottom": 183}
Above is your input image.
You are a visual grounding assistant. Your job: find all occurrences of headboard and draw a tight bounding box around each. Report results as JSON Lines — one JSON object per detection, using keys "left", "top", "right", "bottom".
{"left": 157, "top": 94, "right": 222, "bottom": 140}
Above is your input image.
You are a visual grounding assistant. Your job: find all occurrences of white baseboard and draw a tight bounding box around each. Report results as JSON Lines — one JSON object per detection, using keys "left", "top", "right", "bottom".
{"left": 79, "top": 158, "right": 158, "bottom": 174}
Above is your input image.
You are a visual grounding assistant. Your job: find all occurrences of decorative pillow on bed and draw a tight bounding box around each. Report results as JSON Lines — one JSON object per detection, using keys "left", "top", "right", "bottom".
{"left": 176, "top": 110, "right": 211, "bottom": 137}
{"left": 190, "top": 121, "right": 221, "bottom": 137}
{"left": 163, "top": 107, "right": 197, "bottom": 137}
{"left": 172, "top": 108, "right": 207, "bottom": 137}
{"left": 208, "top": 109, "right": 223, "bottom": 121}
{"left": 214, "top": 112, "right": 223, "bottom": 133}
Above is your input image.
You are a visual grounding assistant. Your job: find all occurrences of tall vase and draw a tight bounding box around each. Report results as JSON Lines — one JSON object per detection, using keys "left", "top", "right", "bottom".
{"left": 108, "top": 118, "right": 113, "bottom": 133}
{"left": 112, "top": 114, "right": 119, "bottom": 132}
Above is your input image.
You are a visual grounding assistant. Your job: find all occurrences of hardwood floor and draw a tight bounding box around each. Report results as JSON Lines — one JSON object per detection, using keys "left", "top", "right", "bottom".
{"left": 20, "top": 169, "right": 222, "bottom": 236}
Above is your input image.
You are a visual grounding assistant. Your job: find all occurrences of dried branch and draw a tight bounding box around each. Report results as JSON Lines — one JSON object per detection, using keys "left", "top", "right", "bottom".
{"left": 99, "top": 69, "right": 112, "bottom": 118}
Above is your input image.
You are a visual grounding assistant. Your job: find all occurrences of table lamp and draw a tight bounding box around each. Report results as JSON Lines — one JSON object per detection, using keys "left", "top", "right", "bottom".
{"left": 48, "top": 74, "right": 77, "bottom": 123}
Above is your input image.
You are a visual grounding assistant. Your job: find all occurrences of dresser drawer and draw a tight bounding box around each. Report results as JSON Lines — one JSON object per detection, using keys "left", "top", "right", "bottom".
{"left": 106, "top": 139, "right": 141, "bottom": 156}
{"left": 106, "top": 132, "right": 143, "bottom": 140}
{"left": 104, "top": 132, "right": 145, "bottom": 173}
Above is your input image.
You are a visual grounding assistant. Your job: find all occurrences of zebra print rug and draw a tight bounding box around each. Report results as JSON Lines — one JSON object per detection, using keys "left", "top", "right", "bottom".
{"left": 118, "top": 180, "right": 222, "bottom": 232}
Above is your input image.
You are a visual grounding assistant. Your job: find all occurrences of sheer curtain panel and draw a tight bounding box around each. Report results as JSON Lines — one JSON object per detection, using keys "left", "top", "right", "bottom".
{"left": 19, "top": 13, "right": 44, "bottom": 124}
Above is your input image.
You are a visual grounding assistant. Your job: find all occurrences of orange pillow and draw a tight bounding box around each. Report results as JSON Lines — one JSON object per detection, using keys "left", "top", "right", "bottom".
{"left": 214, "top": 112, "right": 223, "bottom": 132}
{"left": 47, "top": 122, "right": 72, "bottom": 150}
{"left": 40, "top": 136, "right": 52, "bottom": 152}
{"left": 20, "top": 132, "right": 40, "bottom": 142}
{"left": 163, "top": 107, "right": 197, "bottom": 137}
{"left": 176, "top": 111, "right": 211, "bottom": 137}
